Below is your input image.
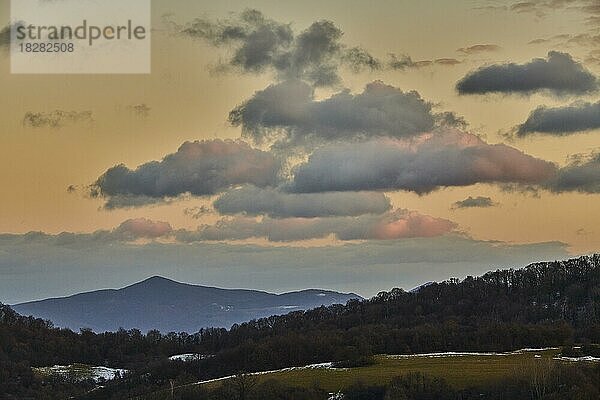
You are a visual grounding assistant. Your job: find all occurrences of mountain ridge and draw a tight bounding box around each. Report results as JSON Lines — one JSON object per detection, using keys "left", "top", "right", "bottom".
{"left": 12, "top": 276, "right": 362, "bottom": 333}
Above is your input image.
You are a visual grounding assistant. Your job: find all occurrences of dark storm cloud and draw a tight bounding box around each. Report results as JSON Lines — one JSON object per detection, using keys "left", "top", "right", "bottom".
{"left": 516, "top": 101, "right": 600, "bottom": 136}
{"left": 176, "top": 209, "right": 457, "bottom": 242}
{"left": 101, "top": 195, "right": 176, "bottom": 210}
{"left": 229, "top": 80, "right": 438, "bottom": 146}
{"left": 213, "top": 185, "right": 391, "bottom": 218}
{"left": 90, "top": 140, "right": 280, "bottom": 208}
{"left": 23, "top": 110, "right": 93, "bottom": 129}
{"left": 456, "top": 51, "right": 598, "bottom": 95}
{"left": 178, "top": 9, "right": 380, "bottom": 87}
{"left": 546, "top": 153, "right": 600, "bottom": 193}
{"left": 287, "top": 129, "right": 557, "bottom": 194}
{"left": 457, "top": 44, "right": 501, "bottom": 55}
{"left": 452, "top": 196, "right": 497, "bottom": 209}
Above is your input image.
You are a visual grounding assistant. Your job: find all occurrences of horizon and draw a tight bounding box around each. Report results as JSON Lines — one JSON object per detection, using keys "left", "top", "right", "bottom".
{"left": 10, "top": 274, "right": 365, "bottom": 306}
{"left": 10, "top": 253, "right": 598, "bottom": 306}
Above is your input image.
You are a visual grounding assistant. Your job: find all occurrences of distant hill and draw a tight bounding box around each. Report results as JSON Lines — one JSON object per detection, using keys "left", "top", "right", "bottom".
{"left": 12, "top": 277, "right": 362, "bottom": 333}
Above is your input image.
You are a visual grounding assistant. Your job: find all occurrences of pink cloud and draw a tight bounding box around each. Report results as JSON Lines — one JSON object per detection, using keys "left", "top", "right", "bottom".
{"left": 115, "top": 218, "right": 173, "bottom": 240}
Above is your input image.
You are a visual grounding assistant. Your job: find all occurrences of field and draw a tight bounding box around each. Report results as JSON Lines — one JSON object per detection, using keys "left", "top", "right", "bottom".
{"left": 201, "top": 348, "right": 564, "bottom": 392}
{"left": 129, "top": 347, "right": 600, "bottom": 399}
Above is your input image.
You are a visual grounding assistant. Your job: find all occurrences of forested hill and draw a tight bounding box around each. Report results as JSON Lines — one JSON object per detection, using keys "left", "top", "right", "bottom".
{"left": 82, "top": 254, "right": 600, "bottom": 399}
{"left": 191, "top": 254, "right": 600, "bottom": 367}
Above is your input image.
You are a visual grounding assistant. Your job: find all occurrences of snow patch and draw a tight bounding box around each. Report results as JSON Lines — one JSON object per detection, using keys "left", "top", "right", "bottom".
{"left": 92, "top": 366, "right": 127, "bottom": 381}
{"left": 169, "top": 353, "right": 213, "bottom": 362}
{"left": 386, "top": 347, "right": 560, "bottom": 359}
{"left": 34, "top": 364, "right": 126, "bottom": 382}
{"left": 193, "top": 362, "right": 344, "bottom": 386}
{"left": 554, "top": 356, "right": 600, "bottom": 362}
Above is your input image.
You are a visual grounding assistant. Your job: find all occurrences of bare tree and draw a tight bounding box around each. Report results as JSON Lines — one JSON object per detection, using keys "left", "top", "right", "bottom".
{"left": 230, "top": 373, "right": 258, "bottom": 400}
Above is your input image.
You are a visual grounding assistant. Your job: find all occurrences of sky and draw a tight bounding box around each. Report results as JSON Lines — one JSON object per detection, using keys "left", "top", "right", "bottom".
{"left": 0, "top": 0, "right": 599, "bottom": 304}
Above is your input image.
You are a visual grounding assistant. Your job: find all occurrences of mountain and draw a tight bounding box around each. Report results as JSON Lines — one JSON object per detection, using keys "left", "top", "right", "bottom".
{"left": 12, "top": 277, "right": 362, "bottom": 333}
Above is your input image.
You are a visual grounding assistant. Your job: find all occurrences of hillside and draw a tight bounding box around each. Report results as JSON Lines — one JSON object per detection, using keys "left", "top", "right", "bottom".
{"left": 1, "top": 254, "right": 599, "bottom": 399}
{"left": 82, "top": 254, "right": 600, "bottom": 399}
{"left": 12, "top": 276, "right": 361, "bottom": 332}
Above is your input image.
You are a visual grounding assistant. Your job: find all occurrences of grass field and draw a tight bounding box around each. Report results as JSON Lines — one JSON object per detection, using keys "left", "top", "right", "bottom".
{"left": 202, "top": 348, "right": 562, "bottom": 392}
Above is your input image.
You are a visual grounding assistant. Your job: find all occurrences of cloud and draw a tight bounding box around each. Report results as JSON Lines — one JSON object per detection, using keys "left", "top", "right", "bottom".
{"left": 516, "top": 101, "right": 600, "bottom": 136}
{"left": 457, "top": 44, "right": 501, "bottom": 54}
{"left": 566, "top": 33, "right": 600, "bottom": 47}
{"left": 436, "top": 111, "right": 468, "bottom": 129}
{"left": 342, "top": 47, "right": 382, "bottom": 72}
{"left": 177, "top": 9, "right": 379, "bottom": 87}
{"left": 387, "top": 54, "right": 460, "bottom": 70}
{"left": 101, "top": 195, "right": 177, "bottom": 210}
{"left": 528, "top": 38, "right": 549, "bottom": 45}
{"left": 507, "top": 0, "right": 599, "bottom": 18}
{"left": 545, "top": 153, "right": 600, "bottom": 193}
{"left": 387, "top": 53, "right": 427, "bottom": 70}
{"left": 452, "top": 196, "right": 497, "bottom": 209}
{"left": 23, "top": 110, "right": 93, "bottom": 128}
{"left": 511, "top": 2, "right": 543, "bottom": 15}
{"left": 127, "top": 104, "right": 151, "bottom": 118}
{"left": 90, "top": 140, "right": 280, "bottom": 208}
{"left": 175, "top": 9, "right": 461, "bottom": 84}
{"left": 113, "top": 218, "right": 173, "bottom": 240}
{"left": 176, "top": 209, "right": 456, "bottom": 242}
{"left": 229, "top": 80, "right": 438, "bottom": 147}
{"left": 213, "top": 185, "right": 391, "bottom": 217}
{"left": 456, "top": 51, "right": 598, "bottom": 95}
{"left": 288, "top": 129, "right": 557, "bottom": 194}
{"left": 184, "top": 205, "right": 213, "bottom": 219}
{"left": 0, "top": 233, "right": 569, "bottom": 304}
{"left": 0, "top": 218, "right": 175, "bottom": 248}
{"left": 434, "top": 58, "right": 462, "bottom": 66}
{"left": 180, "top": 9, "right": 293, "bottom": 70}
{"left": 1, "top": 211, "right": 453, "bottom": 246}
